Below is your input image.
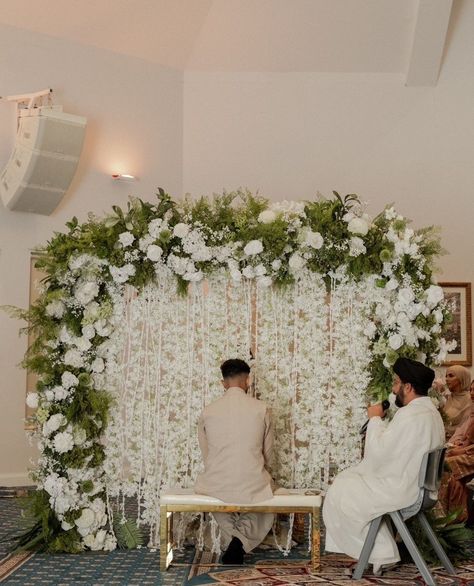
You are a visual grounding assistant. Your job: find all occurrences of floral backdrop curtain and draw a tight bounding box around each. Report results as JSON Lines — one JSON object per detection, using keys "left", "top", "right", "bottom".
{"left": 103, "top": 270, "right": 374, "bottom": 541}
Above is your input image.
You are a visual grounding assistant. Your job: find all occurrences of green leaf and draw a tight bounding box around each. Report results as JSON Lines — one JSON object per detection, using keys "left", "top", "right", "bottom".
{"left": 113, "top": 519, "right": 144, "bottom": 549}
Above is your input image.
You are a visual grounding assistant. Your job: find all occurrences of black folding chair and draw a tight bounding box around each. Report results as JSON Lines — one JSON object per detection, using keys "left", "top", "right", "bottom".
{"left": 352, "top": 447, "right": 456, "bottom": 586}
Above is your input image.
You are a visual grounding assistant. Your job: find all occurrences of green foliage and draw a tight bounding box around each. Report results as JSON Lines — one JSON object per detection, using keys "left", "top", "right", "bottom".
{"left": 113, "top": 518, "right": 144, "bottom": 549}
{"left": 406, "top": 510, "right": 473, "bottom": 563}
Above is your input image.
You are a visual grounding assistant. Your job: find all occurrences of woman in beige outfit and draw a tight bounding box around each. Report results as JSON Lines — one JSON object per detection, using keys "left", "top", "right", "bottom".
{"left": 442, "top": 365, "right": 472, "bottom": 438}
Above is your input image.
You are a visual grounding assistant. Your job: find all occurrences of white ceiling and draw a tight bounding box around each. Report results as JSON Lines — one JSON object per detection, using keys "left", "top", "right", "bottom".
{"left": 0, "top": 0, "right": 455, "bottom": 80}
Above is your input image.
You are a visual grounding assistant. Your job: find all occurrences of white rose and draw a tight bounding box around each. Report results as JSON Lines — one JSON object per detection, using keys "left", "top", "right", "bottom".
{"left": 230, "top": 269, "right": 242, "bottom": 282}
{"left": 62, "top": 372, "right": 79, "bottom": 389}
{"left": 82, "top": 325, "right": 95, "bottom": 340}
{"left": 271, "top": 259, "right": 282, "bottom": 271}
{"left": 52, "top": 386, "right": 69, "bottom": 401}
{"left": 243, "top": 240, "right": 263, "bottom": 256}
{"left": 347, "top": 217, "right": 369, "bottom": 236}
{"left": 64, "top": 349, "right": 84, "bottom": 368}
{"left": 242, "top": 266, "right": 255, "bottom": 279}
{"left": 44, "top": 413, "right": 67, "bottom": 435}
{"left": 172, "top": 223, "right": 190, "bottom": 238}
{"left": 305, "top": 230, "right": 324, "bottom": 249}
{"left": 75, "top": 336, "right": 92, "bottom": 352}
{"left": 75, "top": 281, "right": 99, "bottom": 306}
{"left": 146, "top": 245, "right": 163, "bottom": 262}
{"left": 254, "top": 264, "right": 267, "bottom": 277}
{"left": 398, "top": 287, "right": 415, "bottom": 305}
{"left": 53, "top": 431, "right": 74, "bottom": 453}
{"left": 258, "top": 210, "right": 277, "bottom": 224}
{"left": 75, "top": 508, "right": 96, "bottom": 529}
{"left": 61, "top": 521, "right": 74, "bottom": 531}
{"left": 288, "top": 253, "right": 306, "bottom": 271}
{"left": 26, "top": 392, "right": 39, "bottom": 409}
{"left": 118, "top": 232, "right": 135, "bottom": 247}
{"left": 91, "top": 357, "right": 105, "bottom": 374}
{"left": 388, "top": 333, "right": 404, "bottom": 350}
{"left": 426, "top": 285, "right": 444, "bottom": 308}
{"left": 45, "top": 300, "right": 66, "bottom": 319}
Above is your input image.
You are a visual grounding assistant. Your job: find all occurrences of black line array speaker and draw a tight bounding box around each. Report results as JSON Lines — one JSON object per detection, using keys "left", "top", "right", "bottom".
{"left": 0, "top": 107, "right": 87, "bottom": 215}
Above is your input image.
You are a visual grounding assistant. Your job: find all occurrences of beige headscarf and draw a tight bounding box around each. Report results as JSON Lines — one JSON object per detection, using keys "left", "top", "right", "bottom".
{"left": 443, "top": 366, "right": 472, "bottom": 437}
{"left": 447, "top": 365, "right": 471, "bottom": 392}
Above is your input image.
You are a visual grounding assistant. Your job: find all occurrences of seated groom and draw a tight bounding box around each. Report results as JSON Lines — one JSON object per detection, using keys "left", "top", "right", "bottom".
{"left": 195, "top": 359, "right": 274, "bottom": 564}
{"left": 323, "top": 357, "right": 445, "bottom": 575}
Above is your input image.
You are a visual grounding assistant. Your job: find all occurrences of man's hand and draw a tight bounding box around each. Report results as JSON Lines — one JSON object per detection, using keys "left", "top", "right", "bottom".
{"left": 367, "top": 403, "right": 385, "bottom": 419}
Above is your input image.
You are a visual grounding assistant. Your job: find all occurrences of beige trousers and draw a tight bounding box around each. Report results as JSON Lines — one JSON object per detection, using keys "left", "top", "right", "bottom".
{"left": 212, "top": 512, "right": 274, "bottom": 553}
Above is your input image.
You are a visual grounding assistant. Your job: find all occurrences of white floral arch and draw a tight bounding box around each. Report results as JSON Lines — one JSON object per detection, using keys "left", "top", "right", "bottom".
{"left": 17, "top": 190, "right": 450, "bottom": 552}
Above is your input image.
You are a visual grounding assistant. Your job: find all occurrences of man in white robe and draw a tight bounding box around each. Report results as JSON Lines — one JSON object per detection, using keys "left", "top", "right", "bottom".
{"left": 323, "top": 357, "right": 445, "bottom": 574}
{"left": 195, "top": 358, "right": 274, "bottom": 564}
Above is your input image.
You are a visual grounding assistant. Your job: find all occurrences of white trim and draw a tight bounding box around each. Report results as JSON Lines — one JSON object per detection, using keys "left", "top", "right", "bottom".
{"left": 0, "top": 473, "right": 35, "bottom": 487}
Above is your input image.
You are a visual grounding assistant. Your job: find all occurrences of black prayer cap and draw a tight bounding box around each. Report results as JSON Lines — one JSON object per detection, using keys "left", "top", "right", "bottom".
{"left": 393, "top": 357, "right": 435, "bottom": 394}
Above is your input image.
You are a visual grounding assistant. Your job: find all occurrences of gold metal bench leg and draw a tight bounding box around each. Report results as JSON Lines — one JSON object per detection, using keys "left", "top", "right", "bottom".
{"left": 160, "top": 506, "right": 169, "bottom": 571}
{"left": 311, "top": 507, "right": 321, "bottom": 573}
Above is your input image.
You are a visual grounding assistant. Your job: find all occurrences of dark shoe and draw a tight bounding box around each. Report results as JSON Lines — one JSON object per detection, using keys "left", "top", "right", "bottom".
{"left": 222, "top": 536, "right": 244, "bottom": 565}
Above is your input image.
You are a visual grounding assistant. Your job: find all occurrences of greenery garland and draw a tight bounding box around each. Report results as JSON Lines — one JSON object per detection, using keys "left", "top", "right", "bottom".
{"left": 6, "top": 188, "right": 451, "bottom": 553}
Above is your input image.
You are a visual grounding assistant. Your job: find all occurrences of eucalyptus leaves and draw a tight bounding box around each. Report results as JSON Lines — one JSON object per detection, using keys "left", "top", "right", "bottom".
{"left": 13, "top": 188, "right": 451, "bottom": 553}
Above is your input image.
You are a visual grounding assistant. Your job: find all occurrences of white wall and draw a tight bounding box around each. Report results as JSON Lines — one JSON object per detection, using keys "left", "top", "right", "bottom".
{"left": 0, "top": 24, "right": 183, "bottom": 484}
{"left": 183, "top": 3, "right": 474, "bottom": 287}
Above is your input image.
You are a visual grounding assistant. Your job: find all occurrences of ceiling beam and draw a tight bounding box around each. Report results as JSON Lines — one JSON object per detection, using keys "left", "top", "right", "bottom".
{"left": 406, "top": 0, "right": 453, "bottom": 87}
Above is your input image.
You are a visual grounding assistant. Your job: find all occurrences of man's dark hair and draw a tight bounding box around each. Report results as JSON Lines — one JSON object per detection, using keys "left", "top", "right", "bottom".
{"left": 220, "top": 359, "right": 251, "bottom": 379}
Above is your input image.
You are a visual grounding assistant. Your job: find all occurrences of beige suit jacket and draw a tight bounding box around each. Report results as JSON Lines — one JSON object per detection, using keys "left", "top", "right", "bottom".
{"left": 195, "top": 387, "right": 274, "bottom": 504}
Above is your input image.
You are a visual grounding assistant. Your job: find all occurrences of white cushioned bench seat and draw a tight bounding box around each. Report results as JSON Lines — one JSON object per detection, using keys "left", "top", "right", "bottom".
{"left": 159, "top": 487, "right": 323, "bottom": 572}
{"left": 160, "top": 487, "right": 322, "bottom": 508}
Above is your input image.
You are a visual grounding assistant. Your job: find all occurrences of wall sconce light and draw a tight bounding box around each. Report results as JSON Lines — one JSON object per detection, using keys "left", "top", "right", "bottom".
{"left": 112, "top": 173, "right": 137, "bottom": 182}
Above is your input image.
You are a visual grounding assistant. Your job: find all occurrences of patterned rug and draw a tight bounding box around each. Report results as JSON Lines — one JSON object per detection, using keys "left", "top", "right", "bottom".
{"left": 1, "top": 495, "right": 474, "bottom": 585}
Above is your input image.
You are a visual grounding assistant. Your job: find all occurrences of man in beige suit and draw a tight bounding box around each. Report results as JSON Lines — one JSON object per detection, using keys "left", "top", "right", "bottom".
{"left": 195, "top": 358, "right": 274, "bottom": 564}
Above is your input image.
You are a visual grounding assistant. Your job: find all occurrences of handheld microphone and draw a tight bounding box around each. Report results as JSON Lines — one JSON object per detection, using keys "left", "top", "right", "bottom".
{"left": 359, "top": 400, "right": 390, "bottom": 435}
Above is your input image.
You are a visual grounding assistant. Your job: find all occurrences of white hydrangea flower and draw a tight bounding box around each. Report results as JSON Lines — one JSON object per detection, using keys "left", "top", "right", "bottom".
{"left": 83, "top": 302, "right": 100, "bottom": 322}
{"left": 258, "top": 210, "right": 277, "bottom": 223}
{"left": 385, "top": 207, "right": 397, "bottom": 220}
{"left": 26, "top": 392, "right": 38, "bottom": 409}
{"left": 62, "top": 372, "right": 79, "bottom": 389}
{"left": 146, "top": 244, "right": 163, "bottom": 262}
{"left": 386, "top": 278, "right": 398, "bottom": 291}
{"left": 148, "top": 218, "right": 169, "bottom": 239}
{"left": 53, "top": 431, "right": 74, "bottom": 453}
{"left": 173, "top": 223, "right": 190, "bottom": 238}
{"left": 109, "top": 264, "right": 136, "bottom": 284}
{"left": 45, "top": 299, "right": 66, "bottom": 319}
{"left": 269, "top": 200, "right": 305, "bottom": 216}
{"left": 118, "top": 232, "right": 135, "bottom": 247}
{"left": 139, "top": 234, "right": 155, "bottom": 251}
{"left": 243, "top": 240, "right": 263, "bottom": 256}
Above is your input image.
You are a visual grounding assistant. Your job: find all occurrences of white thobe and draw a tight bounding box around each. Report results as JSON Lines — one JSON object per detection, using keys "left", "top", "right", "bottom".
{"left": 323, "top": 397, "right": 445, "bottom": 566}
